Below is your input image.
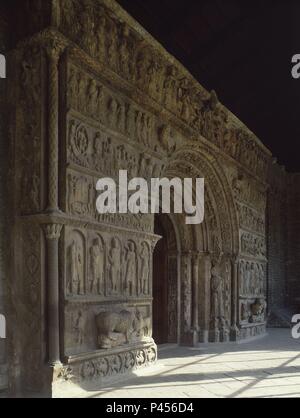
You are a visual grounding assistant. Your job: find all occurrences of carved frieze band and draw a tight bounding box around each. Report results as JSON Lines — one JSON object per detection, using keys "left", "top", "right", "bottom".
{"left": 56, "top": 0, "right": 270, "bottom": 179}
{"left": 64, "top": 227, "right": 153, "bottom": 299}
{"left": 60, "top": 344, "right": 157, "bottom": 383}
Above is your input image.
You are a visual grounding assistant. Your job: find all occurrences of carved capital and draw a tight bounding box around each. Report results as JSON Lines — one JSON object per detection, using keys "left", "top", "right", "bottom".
{"left": 231, "top": 254, "right": 239, "bottom": 265}
{"left": 45, "top": 39, "right": 64, "bottom": 63}
{"left": 150, "top": 237, "right": 161, "bottom": 253}
{"left": 43, "top": 224, "right": 63, "bottom": 240}
{"left": 192, "top": 252, "right": 201, "bottom": 264}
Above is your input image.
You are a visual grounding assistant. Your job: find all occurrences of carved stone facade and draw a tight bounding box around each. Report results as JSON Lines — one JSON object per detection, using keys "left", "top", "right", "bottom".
{"left": 0, "top": 0, "right": 298, "bottom": 397}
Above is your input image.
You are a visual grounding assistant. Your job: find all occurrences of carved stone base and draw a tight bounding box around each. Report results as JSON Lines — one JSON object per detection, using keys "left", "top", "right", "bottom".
{"left": 220, "top": 328, "right": 230, "bottom": 343}
{"left": 209, "top": 329, "right": 220, "bottom": 343}
{"left": 239, "top": 323, "right": 266, "bottom": 341}
{"left": 199, "top": 329, "right": 209, "bottom": 343}
{"left": 56, "top": 341, "right": 157, "bottom": 391}
{"left": 230, "top": 326, "right": 240, "bottom": 342}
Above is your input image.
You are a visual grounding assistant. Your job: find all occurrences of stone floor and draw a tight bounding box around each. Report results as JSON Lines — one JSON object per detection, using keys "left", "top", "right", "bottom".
{"left": 59, "top": 329, "right": 300, "bottom": 398}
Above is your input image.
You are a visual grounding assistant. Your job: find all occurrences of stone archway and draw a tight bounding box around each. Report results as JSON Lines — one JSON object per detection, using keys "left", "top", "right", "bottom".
{"left": 159, "top": 143, "right": 240, "bottom": 344}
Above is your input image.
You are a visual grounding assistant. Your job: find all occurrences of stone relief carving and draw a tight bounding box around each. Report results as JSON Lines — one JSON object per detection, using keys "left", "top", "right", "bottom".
{"left": 70, "top": 345, "right": 157, "bottom": 382}
{"left": 67, "top": 171, "right": 94, "bottom": 217}
{"left": 18, "top": 47, "right": 42, "bottom": 215}
{"left": 167, "top": 153, "right": 234, "bottom": 254}
{"left": 250, "top": 298, "right": 266, "bottom": 323}
{"left": 89, "top": 236, "right": 105, "bottom": 295}
{"left": 20, "top": 225, "right": 42, "bottom": 390}
{"left": 72, "top": 310, "right": 85, "bottom": 346}
{"left": 67, "top": 65, "right": 172, "bottom": 156}
{"left": 67, "top": 231, "right": 86, "bottom": 296}
{"left": 96, "top": 308, "right": 151, "bottom": 349}
{"left": 240, "top": 299, "right": 266, "bottom": 324}
{"left": 65, "top": 228, "right": 153, "bottom": 300}
{"left": 210, "top": 257, "right": 230, "bottom": 340}
{"left": 59, "top": 1, "right": 270, "bottom": 179}
{"left": 96, "top": 213, "right": 154, "bottom": 234}
{"left": 107, "top": 237, "right": 122, "bottom": 296}
{"left": 139, "top": 242, "right": 150, "bottom": 296}
{"left": 231, "top": 171, "right": 267, "bottom": 213}
{"left": 237, "top": 203, "right": 265, "bottom": 235}
{"left": 168, "top": 256, "right": 178, "bottom": 342}
{"left": 67, "top": 116, "right": 165, "bottom": 180}
{"left": 124, "top": 241, "right": 138, "bottom": 297}
{"left": 239, "top": 260, "right": 265, "bottom": 296}
{"left": 7, "top": 0, "right": 273, "bottom": 395}
{"left": 241, "top": 233, "right": 266, "bottom": 259}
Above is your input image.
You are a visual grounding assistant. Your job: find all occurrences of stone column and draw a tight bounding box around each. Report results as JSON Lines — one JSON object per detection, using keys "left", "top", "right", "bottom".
{"left": 45, "top": 41, "right": 63, "bottom": 213}
{"left": 180, "top": 252, "right": 193, "bottom": 345}
{"left": 43, "top": 224, "right": 63, "bottom": 366}
{"left": 230, "top": 255, "right": 240, "bottom": 341}
{"left": 198, "top": 252, "right": 211, "bottom": 343}
{"left": 192, "top": 253, "right": 200, "bottom": 346}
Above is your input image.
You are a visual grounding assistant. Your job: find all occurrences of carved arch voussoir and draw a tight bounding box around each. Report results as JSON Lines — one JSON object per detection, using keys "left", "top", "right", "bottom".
{"left": 163, "top": 145, "right": 239, "bottom": 256}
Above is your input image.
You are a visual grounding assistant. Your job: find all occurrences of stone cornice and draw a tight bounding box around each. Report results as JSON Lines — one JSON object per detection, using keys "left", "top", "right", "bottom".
{"left": 9, "top": 4, "right": 272, "bottom": 183}
{"left": 98, "top": 0, "right": 272, "bottom": 158}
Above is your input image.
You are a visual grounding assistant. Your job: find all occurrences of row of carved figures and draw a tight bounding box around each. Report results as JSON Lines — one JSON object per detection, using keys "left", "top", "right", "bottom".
{"left": 67, "top": 232, "right": 152, "bottom": 298}
{"left": 239, "top": 261, "right": 265, "bottom": 296}
{"left": 67, "top": 118, "right": 165, "bottom": 178}
{"left": 237, "top": 204, "right": 265, "bottom": 235}
{"left": 60, "top": 0, "right": 269, "bottom": 178}
{"left": 241, "top": 233, "right": 266, "bottom": 259}
{"left": 68, "top": 66, "right": 178, "bottom": 155}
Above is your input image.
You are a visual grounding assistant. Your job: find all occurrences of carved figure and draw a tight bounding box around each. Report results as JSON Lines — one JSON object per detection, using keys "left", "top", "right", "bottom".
{"left": 108, "top": 238, "right": 121, "bottom": 294}
{"left": 140, "top": 243, "right": 150, "bottom": 295}
{"left": 68, "top": 239, "right": 84, "bottom": 295}
{"left": 211, "top": 262, "right": 225, "bottom": 330}
{"left": 124, "top": 242, "right": 137, "bottom": 296}
{"left": 96, "top": 310, "right": 135, "bottom": 349}
{"left": 89, "top": 238, "right": 105, "bottom": 295}
{"left": 73, "top": 310, "right": 84, "bottom": 345}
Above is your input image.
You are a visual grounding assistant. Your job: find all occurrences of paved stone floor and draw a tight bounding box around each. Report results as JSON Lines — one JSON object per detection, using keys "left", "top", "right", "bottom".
{"left": 60, "top": 329, "right": 300, "bottom": 398}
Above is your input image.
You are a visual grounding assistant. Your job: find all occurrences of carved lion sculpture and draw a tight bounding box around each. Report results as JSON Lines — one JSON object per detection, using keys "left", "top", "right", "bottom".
{"left": 249, "top": 298, "right": 266, "bottom": 323}
{"left": 96, "top": 310, "right": 152, "bottom": 349}
{"left": 96, "top": 310, "right": 134, "bottom": 349}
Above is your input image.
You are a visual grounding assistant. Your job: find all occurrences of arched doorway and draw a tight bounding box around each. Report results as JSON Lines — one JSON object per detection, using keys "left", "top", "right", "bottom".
{"left": 152, "top": 143, "right": 240, "bottom": 345}
{"left": 153, "top": 214, "right": 179, "bottom": 345}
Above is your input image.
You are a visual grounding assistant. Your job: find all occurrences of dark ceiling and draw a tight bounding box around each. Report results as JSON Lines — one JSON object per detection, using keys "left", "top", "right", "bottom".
{"left": 117, "top": 0, "right": 300, "bottom": 172}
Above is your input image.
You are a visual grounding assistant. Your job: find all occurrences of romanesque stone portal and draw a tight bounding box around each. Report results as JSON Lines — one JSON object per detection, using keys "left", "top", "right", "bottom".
{"left": 0, "top": 0, "right": 284, "bottom": 397}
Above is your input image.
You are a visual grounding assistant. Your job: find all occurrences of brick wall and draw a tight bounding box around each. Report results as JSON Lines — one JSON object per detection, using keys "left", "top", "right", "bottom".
{"left": 267, "top": 161, "right": 300, "bottom": 326}
{"left": 287, "top": 174, "right": 300, "bottom": 311}
{"left": 267, "top": 163, "right": 288, "bottom": 322}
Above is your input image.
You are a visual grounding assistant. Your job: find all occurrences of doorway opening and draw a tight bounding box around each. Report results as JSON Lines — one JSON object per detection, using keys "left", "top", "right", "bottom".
{"left": 153, "top": 214, "right": 179, "bottom": 345}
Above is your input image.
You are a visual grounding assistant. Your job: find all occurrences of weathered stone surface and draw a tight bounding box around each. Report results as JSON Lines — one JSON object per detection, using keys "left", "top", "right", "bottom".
{"left": 0, "top": 0, "right": 298, "bottom": 397}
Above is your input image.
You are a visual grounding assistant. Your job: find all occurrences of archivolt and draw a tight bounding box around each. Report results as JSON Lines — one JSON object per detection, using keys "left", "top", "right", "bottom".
{"left": 163, "top": 144, "right": 239, "bottom": 257}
